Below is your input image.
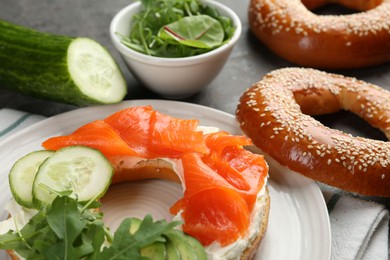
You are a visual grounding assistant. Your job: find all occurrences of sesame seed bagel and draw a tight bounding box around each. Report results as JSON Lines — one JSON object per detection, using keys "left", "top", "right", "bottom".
{"left": 236, "top": 68, "right": 390, "bottom": 197}
{"left": 248, "top": 0, "right": 390, "bottom": 69}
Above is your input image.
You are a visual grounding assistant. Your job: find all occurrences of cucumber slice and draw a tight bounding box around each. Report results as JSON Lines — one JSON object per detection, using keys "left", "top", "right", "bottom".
{"left": 32, "top": 146, "right": 113, "bottom": 207}
{"left": 0, "top": 20, "right": 127, "bottom": 105}
{"left": 9, "top": 150, "right": 55, "bottom": 208}
{"left": 67, "top": 38, "right": 127, "bottom": 104}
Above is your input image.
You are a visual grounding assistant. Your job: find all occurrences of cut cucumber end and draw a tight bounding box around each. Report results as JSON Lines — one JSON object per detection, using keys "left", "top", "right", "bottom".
{"left": 9, "top": 150, "right": 55, "bottom": 208}
{"left": 32, "top": 146, "right": 113, "bottom": 208}
{"left": 67, "top": 38, "right": 127, "bottom": 104}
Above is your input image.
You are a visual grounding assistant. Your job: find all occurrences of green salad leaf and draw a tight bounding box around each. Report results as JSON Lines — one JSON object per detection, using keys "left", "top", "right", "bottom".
{"left": 45, "top": 196, "right": 91, "bottom": 259}
{"left": 119, "top": 0, "right": 235, "bottom": 57}
{"left": 0, "top": 196, "right": 104, "bottom": 259}
{"left": 158, "top": 15, "right": 224, "bottom": 49}
{"left": 98, "top": 215, "right": 181, "bottom": 259}
{"left": 0, "top": 194, "right": 196, "bottom": 260}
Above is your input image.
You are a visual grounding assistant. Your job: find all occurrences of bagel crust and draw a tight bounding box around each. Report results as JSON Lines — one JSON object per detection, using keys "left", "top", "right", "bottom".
{"left": 248, "top": 0, "right": 390, "bottom": 69}
{"left": 236, "top": 68, "right": 390, "bottom": 197}
{"left": 241, "top": 188, "right": 270, "bottom": 260}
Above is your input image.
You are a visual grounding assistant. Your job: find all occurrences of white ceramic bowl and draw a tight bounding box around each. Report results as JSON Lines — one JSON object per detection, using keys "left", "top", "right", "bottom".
{"left": 110, "top": 0, "right": 242, "bottom": 99}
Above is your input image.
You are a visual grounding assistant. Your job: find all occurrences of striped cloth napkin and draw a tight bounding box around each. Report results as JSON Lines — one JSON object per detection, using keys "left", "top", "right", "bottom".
{"left": 0, "top": 108, "right": 45, "bottom": 140}
{"left": 0, "top": 108, "right": 389, "bottom": 260}
{"left": 320, "top": 184, "right": 389, "bottom": 260}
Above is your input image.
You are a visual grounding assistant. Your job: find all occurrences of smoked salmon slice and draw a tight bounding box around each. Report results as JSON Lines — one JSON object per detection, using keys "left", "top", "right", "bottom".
{"left": 149, "top": 111, "right": 208, "bottom": 158}
{"left": 204, "top": 131, "right": 267, "bottom": 211}
{"left": 203, "top": 152, "right": 251, "bottom": 191}
{"left": 44, "top": 106, "right": 208, "bottom": 159}
{"left": 104, "top": 106, "right": 208, "bottom": 158}
{"left": 219, "top": 146, "right": 268, "bottom": 212}
{"left": 202, "top": 131, "right": 254, "bottom": 191}
{"left": 42, "top": 120, "right": 138, "bottom": 158}
{"left": 204, "top": 131, "right": 252, "bottom": 155}
{"left": 176, "top": 152, "right": 238, "bottom": 199}
{"left": 104, "top": 106, "right": 153, "bottom": 157}
{"left": 170, "top": 131, "right": 268, "bottom": 246}
{"left": 179, "top": 188, "right": 250, "bottom": 246}
{"left": 169, "top": 152, "right": 250, "bottom": 246}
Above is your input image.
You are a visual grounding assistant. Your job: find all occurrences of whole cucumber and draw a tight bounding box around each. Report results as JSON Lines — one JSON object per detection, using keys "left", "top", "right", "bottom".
{"left": 0, "top": 20, "right": 127, "bottom": 105}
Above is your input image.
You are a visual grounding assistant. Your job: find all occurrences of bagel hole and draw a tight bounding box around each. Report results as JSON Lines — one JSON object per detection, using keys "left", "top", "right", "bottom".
{"left": 313, "top": 110, "right": 387, "bottom": 141}
{"left": 100, "top": 180, "right": 182, "bottom": 231}
{"left": 311, "top": 4, "right": 359, "bottom": 15}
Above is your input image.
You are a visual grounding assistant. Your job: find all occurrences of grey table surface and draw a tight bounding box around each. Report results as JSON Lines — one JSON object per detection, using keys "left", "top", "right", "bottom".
{"left": 0, "top": 0, "right": 389, "bottom": 202}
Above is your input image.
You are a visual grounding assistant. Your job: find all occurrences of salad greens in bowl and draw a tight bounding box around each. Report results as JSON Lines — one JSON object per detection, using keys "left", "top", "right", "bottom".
{"left": 110, "top": 0, "right": 241, "bottom": 98}
{"left": 120, "top": 0, "right": 236, "bottom": 58}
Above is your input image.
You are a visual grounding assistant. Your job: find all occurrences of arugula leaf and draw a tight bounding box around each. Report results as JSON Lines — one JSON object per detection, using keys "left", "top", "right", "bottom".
{"left": 98, "top": 219, "right": 140, "bottom": 260}
{"left": 0, "top": 196, "right": 105, "bottom": 259}
{"left": 47, "top": 196, "right": 86, "bottom": 241}
{"left": 97, "top": 215, "right": 181, "bottom": 259}
{"left": 134, "top": 215, "right": 180, "bottom": 248}
{"left": 0, "top": 231, "right": 26, "bottom": 250}
{"left": 0, "top": 196, "right": 201, "bottom": 260}
{"left": 0, "top": 210, "right": 54, "bottom": 257}
{"left": 45, "top": 196, "right": 89, "bottom": 259}
{"left": 82, "top": 223, "right": 106, "bottom": 260}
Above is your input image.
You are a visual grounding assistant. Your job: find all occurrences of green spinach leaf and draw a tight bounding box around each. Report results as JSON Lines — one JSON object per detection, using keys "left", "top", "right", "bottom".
{"left": 158, "top": 15, "right": 224, "bottom": 49}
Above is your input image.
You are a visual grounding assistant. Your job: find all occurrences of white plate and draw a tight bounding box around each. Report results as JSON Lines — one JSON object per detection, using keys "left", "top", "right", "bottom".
{"left": 0, "top": 100, "right": 331, "bottom": 260}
